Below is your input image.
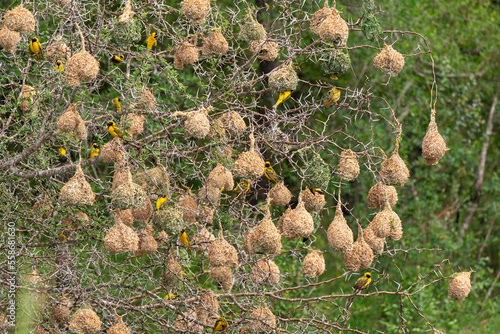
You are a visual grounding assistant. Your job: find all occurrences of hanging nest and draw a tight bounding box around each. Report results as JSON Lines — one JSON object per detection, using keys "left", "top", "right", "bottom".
{"left": 422, "top": 109, "right": 447, "bottom": 165}
{"left": 198, "top": 184, "right": 222, "bottom": 207}
{"left": 247, "top": 210, "right": 282, "bottom": 255}
{"left": 196, "top": 289, "right": 219, "bottom": 324}
{"left": 118, "top": 3, "right": 135, "bottom": 23}
{"left": 194, "top": 226, "right": 216, "bottom": 255}
{"left": 239, "top": 12, "right": 267, "bottom": 42}
{"left": 172, "top": 106, "right": 212, "bottom": 139}
{"left": 233, "top": 132, "right": 265, "bottom": 179}
{"left": 181, "top": 0, "right": 211, "bottom": 24}
{"left": 246, "top": 306, "right": 276, "bottom": 332}
{"left": 178, "top": 189, "right": 198, "bottom": 223}
{"left": 327, "top": 196, "right": 354, "bottom": 252}
{"left": 380, "top": 145, "right": 410, "bottom": 186}
{"left": 133, "top": 165, "right": 170, "bottom": 196}
{"left": 448, "top": 271, "right": 473, "bottom": 300}
{"left": 19, "top": 85, "right": 38, "bottom": 114}
{"left": 301, "top": 187, "right": 326, "bottom": 213}
{"left": 367, "top": 181, "right": 398, "bottom": 210}
{"left": 250, "top": 39, "right": 280, "bottom": 62}
{"left": 251, "top": 258, "right": 281, "bottom": 284}
{"left": 101, "top": 138, "right": 127, "bottom": 163}
{"left": 344, "top": 228, "right": 374, "bottom": 272}
{"left": 68, "top": 308, "right": 102, "bottom": 334}
{"left": 301, "top": 149, "right": 331, "bottom": 190}
{"left": 46, "top": 36, "right": 71, "bottom": 63}
{"left": 207, "top": 163, "right": 234, "bottom": 191}
{"left": 130, "top": 197, "right": 153, "bottom": 223}
{"left": 267, "top": 181, "right": 292, "bottom": 206}
{"left": 363, "top": 226, "right": 385, "bottom": 254}
{"left": 268, "top": 63, "right": 298, "bottom": 92}
{"left": 317, "top": 6, "right": 349, "bottom": 46}
{"left": 111, "top": 170, "right": 147, "bottom": 210}
{"left": 112, "top": 163, "right": 132, "bottom": 191}
{"left": 114, "top": 209, "right": 134, "bottom": 226}
{"left": 135, "top": 87, "right": 157, "bottom": 111}
{"left": 210, "top": 266, "right": 234, "bottom": 292}
{"left": 161, "top": 256, "right": 184, "bottom": 290}
{"left": 60, "top": 164, "right": 95, "bottom": 207}
{"left": 369, "top": 201, "right": 403, "bottom": 240}
{"left": 202, "top": 29, "right": 229, "bottom": 55}
{"left": 65, "top": 51, "right": 100, "bottom": 86}
{"left": 218, "top": 111, "right": 247, "bottom": 137}
{"left": 56, "top": 103, "right": 87, "bottom": 140}
{"left": 2, "top": 5, "right": 36, "bottom": 34}
{"left": 361, "top": 12, "right": 383, "bottom": 41}
{"left": 207, "top": 233, "right": 238, "bottom": 267}
{"left": 373, "top": 44, "right": 405, "bottom": 75}
{"left": 302, "top": 250, "right": 326, "bottom": 278}
{"left": 112, "top": 19, "right": 141, "bottom": 50}
{"left": 319, "top": 50, "right": 351, "bottom": 77}
{"left": 337, "top": 149, "right": 360, "bottom": 181}
{"left": 134, "top": 224, "right": 158, "bottom": 257}
{"left": 0, "top": 27, "right": 20, "bottom": 54}
{"left": 104, "top": 222, "right": 139, "bottom": 253}
{"left": 50, "top": 297, "right": 72, "bottom": 325}
{"left": 151, "top": 203, "right": 186, "bottom": 235}
{"left": 197, "top": 204, "right": 215, "bottom": 225}
{"left": 125, "top": 113, "right": 146, "bottom": 138}
{"left": 107, "top": 314, "right": 131, "bottom": 334}
{"left": 310, "top": 2, "right": 332, "bottom": 34}
{"left": 173, "top": 40, "right": 199, "bottom": 70}
{"left": 278, "top": 199, "right": 314, "bottom": 240}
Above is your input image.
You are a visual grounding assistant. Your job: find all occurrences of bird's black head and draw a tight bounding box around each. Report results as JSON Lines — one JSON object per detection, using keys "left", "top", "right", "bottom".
{"left": 92, "top": 143, "right": 99, "bottom": 149}
{"left": 366, "top": 273, "right": 371, "bottom": 278}
{"left": 56, "top": 60, "right": 62, "bottom": 65}
{"left": 107, "top": 121, "right": 114, "bottom": 127}
{"left": 31, "top": 37, "right": 37, "bottom": 42}
{"left": 180, "top": 229, "right": 185, "bottom": 234}
{"left": 153, "top": 32, "right": 158, "bottom": 38}
{"left": 265, "top": 161, "right": 271, "bottom": 167}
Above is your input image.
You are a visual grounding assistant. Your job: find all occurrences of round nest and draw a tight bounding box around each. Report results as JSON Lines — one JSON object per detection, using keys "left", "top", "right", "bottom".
{"left": 267, "top": 181, "right": 292, "bottom": 206}
{"left": 367, "top": 181, "right": 398, "bottom": 210}
{"left": 318, "top": 8, "right": 349, "bottom": 46}
{"left": 56, "top": 103, "right": 87, "bottom": 139}
{"left": 207, "top": 163, "right": 234, "bottom": 191}
{"left": 114, "top": 209, "right": 134, "bottom": 226}
{"left": 112, "top": 19, "right": 141, "bottom": 49}
{"left": 361, "top": 12, "right": 383, "bottom": 41}
{"left": 0, "top": 27, "right": 20, "bottom": 54}
{"left": 337, "top": 149, "right": 360, "bottom": 181}
{"left": 50, "top": 297, "right": 72, "bottom": 324}
{"left": 104, "top": 222, "right": 139, "bottom": 253}
{"left": 65, "top": 51, "right": 100, "bottom": 86}
{"left": 172, "top": 107, "right": 211, "bottom": 139}
{"left": 60, "top": 164, "right": 95, "bottom": 207}
{"left": 174, "top": 40, "right": 199, "bottom": 70}
{"left": 19, "top": 85, "right": 38, "bottom": 114}
{"left": 233, "top": 150, "right": 265, "bottom": 180}
{"left": 196, "top": 289, "right": 219, "bottom": 323}
{"left": 422, "top": 110, "right": 447, "bottom": 165}
{"left": 303, "top": 152, "right": 331, "bottom": 190}
{"left": 125, "top": 113, "right": 146, "bottom": 138}
{"left": 135, "top": 87, "right": 157, "bottom": 111}
{"left": 161, "top": 256, "right": 184, "bottom": 290}
{"left": 344, "top": 232, "right": 374, "bottom": 272}
{"left": 130, "top": 197, "right": 153, "bottom": 223}
{"left": 251, "top": 258, "right": 281, "bottom": 285}
{"left": 134, "top": 225, "right": 158, "bottom": 257}
{"left": 218, "top": 111, "right": 247, "bottom": 136}
{"left": 250, "top": 39, "right": 280, "bottom": 62}
{"left": 246, "top": 305, "right": 276, "bottom": 332}
{"left": 247, "top": 212, "right": 282, "bottom": 255}
{"left": 268, "top": 63, "right": 298, "bottom": 92}
{"left": 448, "top": 271, "right": 473, "bottom": 300}
{"left": 363, "top": 226, "right": 385, "bottom": 254}
{"left": 278, "top": 200, "right": 314, "bottom": 240}
{"left": 310, "top": 2, "right": 332, "bottom": 34}
{"left": 68, "top": 308, "right": 102, "bottom": 334}
{"left": 197, "top": 204, "right": 215, "bottom": 225}
{"left": 327, "top": 200, "right": 353, "bottom": 252}
{"left": 111, "top": 177, "right": 147, "bottom": 210}
{"left": 373, "top": 44, "right": 405, "bottom": 75}
{"left": 301, "top": 188, "right": 326, "bottom": 213}
{"left": 151, "top": 204, "right": 186, "bottom": 235}
{"left": 198, "top": 184, "right": 222, "bottom": 207}
{"left": 369, "top": 203, "right": 403, "bottom": 240}
{"left": 133, "top": 165, "right": 170, "bottom": 196}
{"left": 202, "top": 30, "right": 229, "bottom": 55}
{"left": 46, "top": 37, "right": 71, "bottom": 63}
{"left": 181, "top": 0, "right": 211, "bottom": 24}
{"left": 101, "top": 138, "right": 127, "bottom": 163}
{"left": 178, "top": 189, "right": 198, "bottom": 223}
{"left": 239, "top": 13, "right": 267, "bottom": 42}
{"left": 194, "top": 227, "right": 215, "bottom": 255}
{"left": 380, "top": 149, "right": 410, "bottom": 186}
{"left": 2, "top": 5, "right": 36, "bottom": 34}
{"left": 207, "top": 233, "right": 238, "bottom": 267}
{"left": 107, "top": 315, "right": 131, "bottom": 334}
{"left": 302, "top": 250, "right": 326, "bottom": 278}
{"left": 112, "top": 163, "right": 132, "bottom": 191}
{"left": 319, "top": 50, "right": 351, "bottom": 76}
{"left": 210, "top": 265, "right": 234, "bottom": 292}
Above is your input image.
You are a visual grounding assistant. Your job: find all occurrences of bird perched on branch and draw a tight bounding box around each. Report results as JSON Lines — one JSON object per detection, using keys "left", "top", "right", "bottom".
{"left": 55, "top": 60, "right": 64, "bottom": 71}
{"left": 179, "top": 229, "right": 191, "bottom": 250}
{"left": 264, "top": 161, "right": 281, "bottom": 183}
{"left": 323, "top": 88, "right": 341, "bottom": 108}
{"left": 111, "top": 55, "right": 124, "bottom": 64}
{"left": 57, "top": 147, "right": 68, "bottom": 163}
{"left": 156, "top": 195, "right": 168, "bottom": 211}
{"left": 273, "top": 90, "right": 292, "bottom": 108}
{"left": 146, "top": 32, "right": 157, "bottom": 51}
{"left": 113, "top": 97, "right": 122, "bottom": 114}
{"left": 29, "top": 37, "right": 43, "bottom": 61}
{"left": 307, "top": 187, "right": 324, "bottom": 195}
{"left": 212, "top": 317, "right": 228, "bottom": 333}
{"left": 107, "top": 120, "right": 123, "bottom": 138}
{"left": 89, "top": 143, "right": 99, "bottom": 159}
{"left": 232, "top": 180, "right": 250, "bottom": 199}
{"left": 354, "top": 272, "right": 372, "bottom": 292}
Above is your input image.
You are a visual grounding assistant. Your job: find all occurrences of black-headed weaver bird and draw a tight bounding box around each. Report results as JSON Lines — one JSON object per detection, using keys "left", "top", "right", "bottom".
{"left": 111, "top": 55, "right": 124, "bottom": 64}
{"left": 323, "top": 88, "right": 341, "bottom": 108}
{"left": 29, "top": 37, "right": 43, "bottom": 61}
{"left": 354, "top": 272, "right": 372, "bottom": 292}
{"left": 113, "top": 97, "right": 122, "bottom": 114}
{"left": 212, "top": 317, "right": 228, "bottom": 333}
{"left": 107, "top": 120, "right": 123, "bottom": 138}
{"left": 264, "top": 161, "right": 281, "bottom": 183}
{"left": 89, "top": 143, "right": 99, "bottom": 159}
{"left": 55, "top": 60, "right": 64, "bottom": 71}
{"left": 156, "top": 195, "right": 168, "bottom": 211}
{"left": 232, "top": 180, "right": 250, "bottom": 198}
{"left": 146, "top": 32, "right": 158, "bottom": 51}
{"left": 273, "top": 90, "right": 292, "bottom": 108}
{"left": 179, "top": 229, "right": 191, "bottom": 250}
{"left": 163, "top": 293, "right": 177, "bottom": 300}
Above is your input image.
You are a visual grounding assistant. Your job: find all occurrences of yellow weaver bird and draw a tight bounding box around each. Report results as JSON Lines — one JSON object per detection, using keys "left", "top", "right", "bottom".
{"left": 57, "top": 147, "right": 68, "bottom": 163}
{"left": 232, "top": 180, "right": 250, "bottom": 197}
{"left": 307, "top": 187, "right": 324, "bottom": 195}
{"left": 212, "top": 317, "right": 228, "bottom": 333}
{"left": 111, "top": 55, "right": 124, "bottom": 64}
{"left": 156, "top": 195, "right": 168, "bottom": 211}
{"left": 163, "top": 293, "right": 177, "bottom": 300}
{"left": 179, "top": 229, "right": 191, "bottom": 250}
{"left": 354, "top": 272, "right": 372, "bottom": 292}
{"left": 146, "top": 32, "right": 157, "bottom": 51}
{"left": 113, "top": 97, "right": 122, "bottom": 114}
{"left": 89, "top": 143, "right": 99, "bottom": 159}
{"left": 57, "top": 232, "right": 68, "bottom": 241}
{"left": 107, "top": 120, "right": 123, "bottom": 138}
{"left": 273, "top": 90, "right": 292, "bottom": 108}
{"left": 330, "top": 73, "right": 338, "bottom": 80}
{"left": 264, "top": 161, "right": 280, "bottom": 183}
{"left": 55, "top": 60, "right": 64, "bottom": 71}
{"left": 323, "top": 88, "right": 341, "bottom": 108}
{"left": 29, "top": 37, "right": 43, "bottom": 61}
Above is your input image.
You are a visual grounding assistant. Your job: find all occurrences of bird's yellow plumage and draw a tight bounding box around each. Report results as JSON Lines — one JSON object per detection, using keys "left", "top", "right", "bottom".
{"left": 111, "top": 55, "right": 124, "bottom": 64}
{"left": 113, "top": 97, "right": 122, "bottom": 114}
{"left": 55, "top": 60, "right": 64, "bottom": 71}
{"left": 29, "top": 37, "right": 43, "bottom": 61}
{"left": 57, "top": 147, "right": 68, "bottom": 163}
{"left": 146, "top": 32, "right": 157, "bottom": 51}
{"left": 156, "top": 195, "right": 168, "bottom": 211}
{"left": 179, "top": 229, "right": 191, "bottom": 250}
{"left": 307, "top": 187, "right": 324, "bottom": 195}
{"left": 354, "top": 272, "right": 372, "bottom": 292}
{"left": 212, "top": 317, "right": 228, "bottom": 333}
{"left": 264, "top": 161, "right": 280, "bottom": 183}
{"left": 107, "top": 120, "right": 123, "bottom": 138}
{"left": 273, "top": 90, "right": 292, "bottom": 108}
{"left": 89, "top": 143, "right": 99, "bottom": 159}
{"left": 324, "top": 88, "right": 341, "bottom": 108}
{"left": 163, "top": 293, "right": 177, "bottom": 300}
{"left": 233, "top": 180, "right": 250, "bottom": 195}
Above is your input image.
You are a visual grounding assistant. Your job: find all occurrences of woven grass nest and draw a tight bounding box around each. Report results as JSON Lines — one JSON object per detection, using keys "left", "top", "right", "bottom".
{"left": 178, "top": 189, "right": 198, "bottom": 223}
{"left": 363, "top": 226, "right": 385, "bottom": 254}
{"left": 246, "top": 305, "right": 276, "bottom": 332}
{"left": 19, "top": 85, "right": 38, "bottom": 114}
{"left": 269, "top": 62, "right": 298, "bottom": 92}
{"left": 135, "top": 87, "right": 157, "bottom": 111}
{"left": 300, "top": 149, "right": 331, "bottom": 190}
{"left": 367, "top": 181, "right": 398, "bottom": 210}
{"left": 198, "top": 184, "right": 222, "bottom": 207}
{"left": 68, "top": 308, "right": 102, "bottom": 334}
{"left": 422, "top": 109, "right": 447, "bottom": 165}
{"left": 207, "top": 232, "right": 238, "bottom": 267}
{"left": 101, "top": 137, "right": 127, "bottom": 163}
{"left": 207, "top": 163, "right": 234, "bottom": 191}
{"left": 337, "top": 149, "right": 360, "bottom": 181}
{"left": 327, "top": 195, "right": 353, "bottom": 252}
{"left": 239, "top": 12, "right": 267, "bottom": 42}
{"left": 197, "top": 204, "right": 215, "bottom": 225}
{"left": 319, "top": 50, "right": 351, "bottom": 77}
{"left": 302, "top": 250, "right": 326, "bottom": 278}
{"left": 111, "top": 170, "right": 147, "bottom": 210}
{"left": 277, "top": 198, "right": 314, "bottom": 240}
{"left": 2, "top": 5, "right": 36, "bottom": 34}
{"left": 152, "top": 203, "right": 186, "bottom": 235}
{"left": 194, "top": 226, "right": 215, "bottom": 255}
{"left": 202, "top": 29, "right": 229, "bottom": 55}
{"left": 173, "top": 309, "right": 201, "bottom": 333}
{"left": 210, "top": 265, "right": 234, "bottom": 292}
{"left": 246, "top": 210, "right": 282, "bottom": 255}
{"left": 218, "top": 111, "right": 247, "bottom": 137}
{"left": 118, "top": 4, "right": 136, "bottom": 23}
{"left": 448, "top": 271, "right": 473, "bottom": 300}
{"left": 368, "top": 201, "right": 403, "bottom": 240}
{"left": 50, "top": 297, "right": 72, "bottom": 325}
{"left": 134, "top": 224, "right": 158, "bottom": 257}
{"left": 113, "top": 5, "right": 141, "bottom": 48}
{"left": 46, "top": 36, "right": 71, "bottom": 63}
{"left": 181, "top": 0, "right": 211, "bottom": 24}
{"left": 107, "top": 314, "right": 131, "bottom": 334}
{"left": 0, "top": 27, "right": 20, "bottom": 54}
{"left": 302, "top": 187, "right": 326, "bottom": 213}
{"left": 380, "top": 144, "right": 410, "bottom": 186}
{"left": 130, "top": 197, "right": 153, "bottom": 223}
{"left": 310, "top": 2, "right": 332, "bottom": 34}
{"left": 104, "top": 222, "right": 139, "bottom": 253}
{"left": 133, "top": 164, "right": 170, "bottom": 196}
{"left": 361, "top": 12, "right": 383, "bottom": 41}
{"left": 234, "top": 132, "right": 265, "bottom": 179}
{"left": 161, "top": 256, "right": 185, "bottom": 290}
{"left": 65, "top": 50, "right": 100, "bottom": 86}
{"left": 56, "top": 102, "right": 87, "bottom": 140}
{"left": 344, "top": 228, "right": 374, "bottom": 272}
{"left": 373, "top": 44, "right": 405, "bottom": 75}
{"left": 114, "top": 209, "right": 133, "bottom": 226}
{"left": 251, "top": 258, "right": 281, "bottom": 285}
{"left": 196, "top": 289, "right": 219, "bottom": 324}
{"left": 250, "top": 39, "right": 280, "bottom": 62}
{"left": 172, "top": 106, "right": 212, "bottom": 139}
{"left": 314, "top": 3, "right": 349, "bottom": 46}
{"left": 267, "top": 181, "right": 292, "bottom": 206}
{"left": 125, "top": 113, "right": 146, "bottom": 138}
{"left": 174, "top": 39, "right": 199, "bottom": 70}
{"left": 60, "top": 164, "right": 95, "bottom": 207}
